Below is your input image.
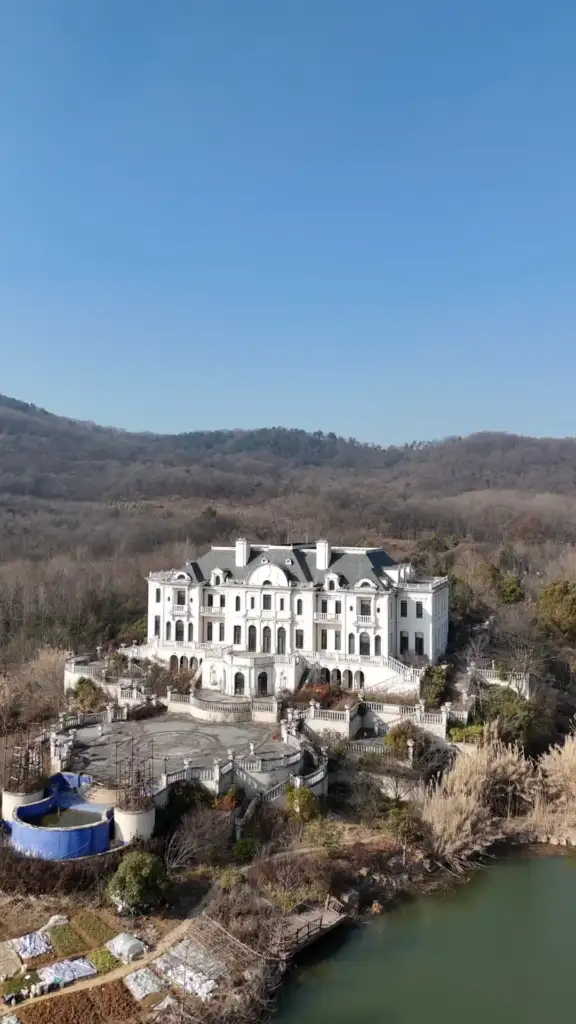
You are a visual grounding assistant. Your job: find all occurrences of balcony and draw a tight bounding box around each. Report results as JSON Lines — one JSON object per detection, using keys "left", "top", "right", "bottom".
{"left": 201, "top": 605, "right": 226, "bottom": 616}
{"left": 314, "top": 612, "right": 341, "bottom": 623}
{"left": 354, "top": 614, "right": 375, "bottom": 626}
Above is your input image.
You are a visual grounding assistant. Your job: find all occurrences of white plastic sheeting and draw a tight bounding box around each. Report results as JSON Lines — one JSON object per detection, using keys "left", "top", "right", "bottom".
{"left": 153, "top": 938, "right": 226, "bottom": 1002}
{"left": 123, "top": 966, "right": 163, "bottom": 1001}
{"left": 3, "top": 1016, "right": 21, "bottom": 1024}
{"left": 10, "top": 931, "right": 52, "bottom": 960}
{"left": 38, "top": 957, "right": 97, "bottom": 985}
{"left": 106, "top": 932, "right": 147, "bottom": 964}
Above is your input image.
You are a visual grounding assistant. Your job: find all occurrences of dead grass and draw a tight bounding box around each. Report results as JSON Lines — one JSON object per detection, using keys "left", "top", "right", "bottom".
{"left": 0, "top": 894, "right": 76, "bottom": 943}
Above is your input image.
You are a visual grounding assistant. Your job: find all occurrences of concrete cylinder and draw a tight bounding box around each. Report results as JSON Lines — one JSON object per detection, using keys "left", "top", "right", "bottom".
{"left": 114, "top": 805, "right": 155, "bottom": 843}
{"left": 2, "top": 789, "right": 44, "bottom": 824}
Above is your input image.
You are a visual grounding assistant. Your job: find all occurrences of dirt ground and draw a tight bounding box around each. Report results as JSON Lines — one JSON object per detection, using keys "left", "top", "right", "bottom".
{"left": 0, "top": 894, "right": 82, "bottom": 943}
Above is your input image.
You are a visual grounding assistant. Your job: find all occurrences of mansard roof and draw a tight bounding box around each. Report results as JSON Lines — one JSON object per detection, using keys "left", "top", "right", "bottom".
{"left": 185, "top": 543, "right": 396, "bottom": 589}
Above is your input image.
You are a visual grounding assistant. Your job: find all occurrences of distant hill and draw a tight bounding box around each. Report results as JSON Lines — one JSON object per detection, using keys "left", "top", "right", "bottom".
{"left": 1, "top": 392, "right": 576, "bottom": 503}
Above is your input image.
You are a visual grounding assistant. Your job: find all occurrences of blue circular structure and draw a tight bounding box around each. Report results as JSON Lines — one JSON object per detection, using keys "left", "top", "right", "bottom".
{"left": 8, "top": 772, "right": 114, "bottom": 860}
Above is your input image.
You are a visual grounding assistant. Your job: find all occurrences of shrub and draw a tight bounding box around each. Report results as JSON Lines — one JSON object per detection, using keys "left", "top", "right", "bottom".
{"left": 384, "top": 804, "right": 423, "bottom": 844}
{"left": 107, "top": 851, "right": 168, "bottom": 913}
{"left": 219, "top": 867, "right": 243, "bottom": 891}
{"left": 449, "top": 723, "right": 485, "bottom": 744}
{"left": 420, "top": 665, "right": 447, "bottom": 708}
{"left": 70, "top": 676, "right": 105, "bottom": 712}
{"left": 286, "top": 785, "right": 319, "bottom": 822}
{"left": 305, "top": 818, "right": 344, "bottom": 857}
{"left": 385, "top": 721, "right": 423, "bottom": 760}
{"left": 87, "top": 948, "right": 120, "bottom": 974}
{"left": 498, "top": 574, "right": 524, "bottom": 604}
{"left": 231, "top": 838, "right": 258, "bottom": 863}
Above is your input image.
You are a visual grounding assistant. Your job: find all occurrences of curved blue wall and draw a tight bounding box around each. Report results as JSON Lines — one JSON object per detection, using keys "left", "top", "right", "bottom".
{"left": 11, "top": 793, "right": 111, "bottom": 860}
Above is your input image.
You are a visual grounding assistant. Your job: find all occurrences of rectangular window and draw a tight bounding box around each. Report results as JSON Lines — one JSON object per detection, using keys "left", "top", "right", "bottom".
{"left": 206, "top": 622, "right": 213, "bottom": 642}
{"left": 416, "top": 601, "right": 423, "bottom": 619}
{"left": 233, "top": 625, "right": 241, "bottom": 644}
{"left": 250, "top": 596, "right": 255, "bottom": 610}
{"left": 415, "top": 632, "right": 424, "bottom": 656}
{"left": 155, "top": 588, "right": 161, "bottom": 603}
{"left": 280, "top": 598, "right": 285, "bottom": 611}
{"left": 263, "top": 594, "right": 272, "bottom": 610}
{"left": 154, "top": 616, "right": 160, "bottom": 637}
{"left": 334, "top": 630, "right": 341, "bottom": 651}
{"left": 400, "top": 631, "right": 409, "bottom": 654}
{"left": 235, "top": 596, "right": 241, "bottom": 612}
{"left": 400, "top": 600, "right": 408, "bottom": 618}
{"left": 295, "top": 629, "right": 304, "bottom": 649}
{"left": 320, "top": 629, "right": 328, "bottom": 650}
{"left": 176, "top": 590, "right": 185, "bottom": 606}
{"left": 335, "top": 601, "right": 341, "bottom": 615}
{"left": 360, "top": 601, "right": 371, "bottom": 617}
{"left": 220, "top": 595, "right": 226, "bottom": 608}
{"left": 321, "top": 599, "right": 328, "bottom": 614}
{"left": 207, "top": 594, "right": 213, "bottom": 607}
{"left": 219, "top": 622, "right": 225, "bottom": 642}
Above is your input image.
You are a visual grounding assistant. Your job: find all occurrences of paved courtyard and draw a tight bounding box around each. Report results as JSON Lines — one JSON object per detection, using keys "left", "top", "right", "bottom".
{"left": 71, "top": 713, "right": 289, "bottom": 783}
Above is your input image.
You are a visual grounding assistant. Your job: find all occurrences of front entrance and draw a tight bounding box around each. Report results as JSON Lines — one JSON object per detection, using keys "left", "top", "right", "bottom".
{"left": 234, "top": 672, "right": 245, "bottom": 696}
{"left": 257, "top": 671, "right": 268, "bottom": 696}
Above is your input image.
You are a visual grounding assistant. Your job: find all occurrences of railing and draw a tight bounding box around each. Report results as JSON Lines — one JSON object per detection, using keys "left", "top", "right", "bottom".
{"left": 261, "top": 778, "right": 290, "bottom": 803}
{"left": 355, "top": 615, "right": 375, "bottom": 626}
{"left": 65, "top": 662, "right": 103, "bottom": 680}
{"left": 236, "top": 749, "right": 301, "bottom": 773}
{"left": 346, "top": 740, "right": 397, "bottom": 758}
{"left": 325, "top": 894, "right": 346, "bottom": 914}
{"left": 302, "top": 765, "right": 327, "bottom": 788}
{"left": 169, "top": 692, "right": 192, "bottom": 704}
{"left": 200, "top": 606, "right": 225, "bottom": 615}
{"left": 283, "top": 917, "right": 323, "bottom": 948}
{"left": 314, "top": 612, "right": 340, "bottom": 622}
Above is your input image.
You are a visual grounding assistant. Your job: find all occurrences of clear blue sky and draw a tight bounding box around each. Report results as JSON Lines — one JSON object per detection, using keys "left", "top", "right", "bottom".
{"left": 1, "top": 1, "right": 575, "bottom": 444}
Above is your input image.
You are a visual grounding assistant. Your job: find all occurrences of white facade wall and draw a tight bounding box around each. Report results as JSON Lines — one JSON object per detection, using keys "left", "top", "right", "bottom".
{"left": 142, "top": 543, "right": 449, "bottom": 697}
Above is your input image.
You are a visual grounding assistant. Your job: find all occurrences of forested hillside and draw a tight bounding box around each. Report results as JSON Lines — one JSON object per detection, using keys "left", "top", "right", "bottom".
{"left": 2, "top": 392, "right": 576, "bottom": 502}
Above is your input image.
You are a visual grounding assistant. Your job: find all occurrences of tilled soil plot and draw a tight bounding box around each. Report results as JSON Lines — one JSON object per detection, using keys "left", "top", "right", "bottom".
{"left": 19, "top": 990, "right": 105, "bottom": 1024}
{"left": 89, "top": 980, "right": 137, "bottom": 1021}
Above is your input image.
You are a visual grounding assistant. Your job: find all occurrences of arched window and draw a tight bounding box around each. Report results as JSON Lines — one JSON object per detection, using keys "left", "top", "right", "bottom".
{"left": 248, "top": 625, "right": 257, "bottom": 652}
{"left": 354, "top": 670, "right": 365, "bottom": 687}
{"left": 374, "top": 634, "right": 381, "bottom": 656}
{"left": 166, "top": 622, "right": 171, "bottom": 641}
{"left": 320, "top": 667, "right": 330, "bottom": 684}
{"left": 359, "top": 632, "right": 370, "bottom": 657}
{"left": 296, "top": 599, "right": 303, "bottom": 615}
{"left": 343, "top": 669, "right": 353, "bottom": 689}
{"left": 348, "top": 633, "right": 355, "bottom": 655}
{"left": 235, "top": 596, "right": 241, "bottom": 611}
{"left": 257, "top": 671, "right": 268, "bottom": 695}
{"left": 328, "top": 580, "right": 335, "bottom": 591}
{"left": 234, "top": 672, "right": 245, "bottom": 695}
{"left": 175, "top": 620, "right": 184, "bottom": 643}
{"left": 188, "top": 623, "right": 194, "bottom": 642}
{"left": 262, "top": 626, "right": 271, "bottom": 654}
{"left": 214, "top": 575, "right": 221, "bottom": 586}
{"left": 169, "top": 655, "right": 178, "bottom": 673}
{"left": 277, "top": 627, "right": 286, "bottom": 655}
{"left": 331, "top": 668, "right": 341, "bottom": 685}
{"left": 180, "top": 656, "right": 188, "bottom": 671}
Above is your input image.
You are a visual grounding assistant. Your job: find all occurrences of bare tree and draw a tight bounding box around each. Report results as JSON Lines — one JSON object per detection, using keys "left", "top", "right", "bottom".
{"left": 165, "top": 807, "right": 234, "bottom": 873}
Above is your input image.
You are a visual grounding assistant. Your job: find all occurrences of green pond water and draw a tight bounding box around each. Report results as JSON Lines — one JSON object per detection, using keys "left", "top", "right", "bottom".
{"left": 38, "top": 808, "right": 103, "bottom": 827}
{"left": 274, "top": 854, "right": 576, "bottom": 1024}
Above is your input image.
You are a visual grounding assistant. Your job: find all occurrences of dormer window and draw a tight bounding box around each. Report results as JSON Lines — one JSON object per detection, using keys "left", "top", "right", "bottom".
{"left": 324, "top": 573, "right": 339, "bottom": 592}
{"left": 214, "top": 575, "right": 221, "bottom": 586}
{"left": 210, "top": 568, "right": 225, "bottom": 587}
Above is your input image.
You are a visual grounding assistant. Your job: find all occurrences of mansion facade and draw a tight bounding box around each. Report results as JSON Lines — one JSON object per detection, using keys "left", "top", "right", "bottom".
{"left": 142, "top": 539, "right": 450, "bottom": 696}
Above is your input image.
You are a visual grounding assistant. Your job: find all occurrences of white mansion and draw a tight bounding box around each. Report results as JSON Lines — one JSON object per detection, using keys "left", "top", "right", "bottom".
{"left": 141, "top": 539, "right": 449, "bottom": 697}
